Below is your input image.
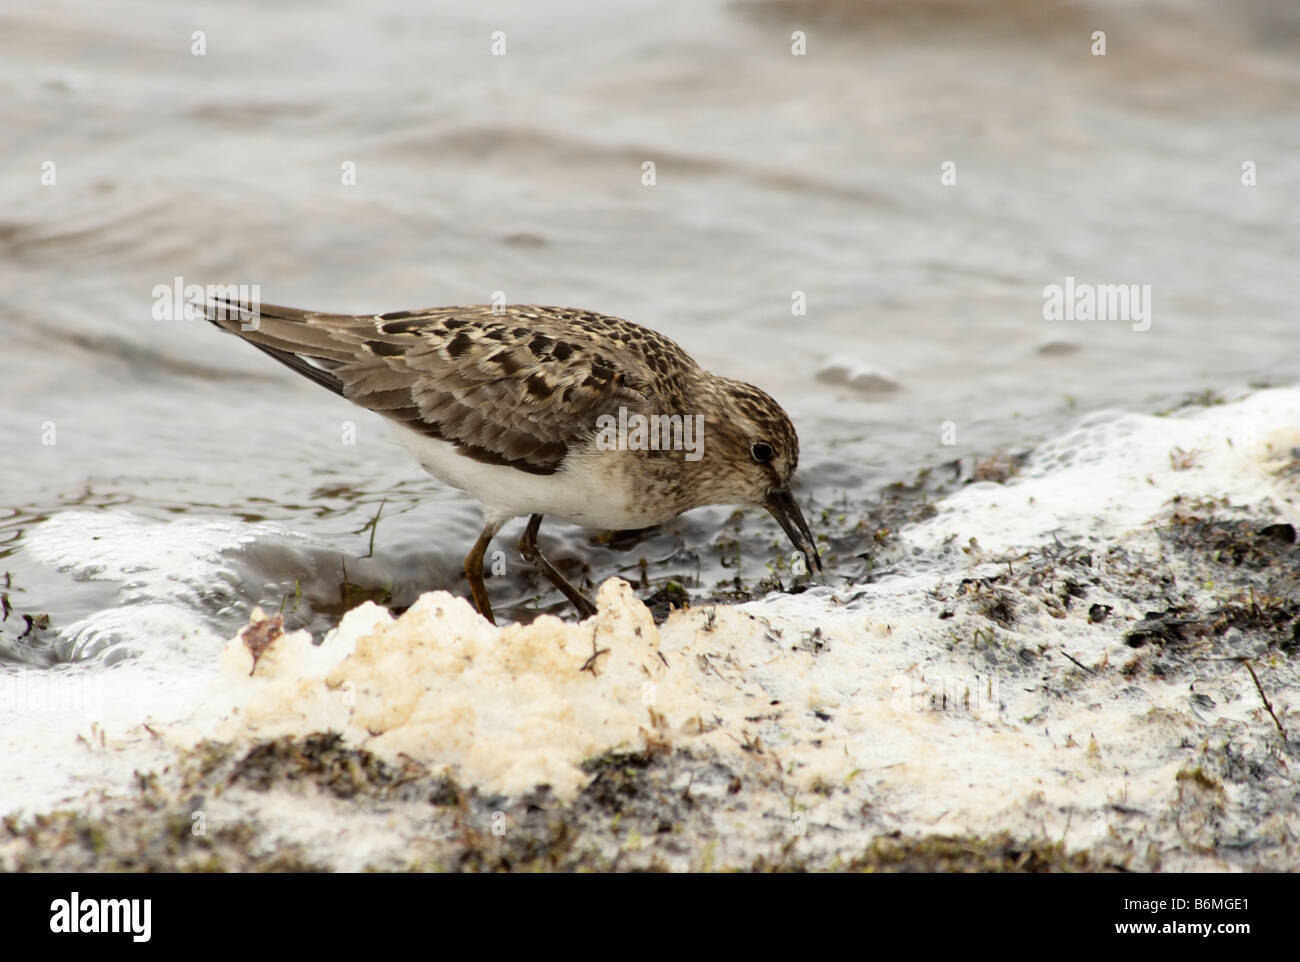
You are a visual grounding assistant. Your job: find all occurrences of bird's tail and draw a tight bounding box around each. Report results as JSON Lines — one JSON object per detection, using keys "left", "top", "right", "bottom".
{"left": 202, "top": 296, "right": 356, "bottom": 397}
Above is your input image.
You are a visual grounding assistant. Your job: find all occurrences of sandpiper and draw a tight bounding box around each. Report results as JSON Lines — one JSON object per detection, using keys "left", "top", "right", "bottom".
{"left": 202, "top": 298, "right": 820, "bottom": 623}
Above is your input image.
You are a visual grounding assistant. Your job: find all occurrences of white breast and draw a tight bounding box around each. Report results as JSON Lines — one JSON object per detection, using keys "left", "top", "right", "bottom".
{"left": 389, "top": 425, "right": 658, "bottom": 529}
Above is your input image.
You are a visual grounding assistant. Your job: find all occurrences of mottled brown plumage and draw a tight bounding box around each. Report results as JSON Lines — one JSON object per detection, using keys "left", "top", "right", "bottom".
{"left": 203, "top": 298, "right": 819, "bottom": 623}
{"left": 208, "top": 301, "right": 700, "bottom": 473}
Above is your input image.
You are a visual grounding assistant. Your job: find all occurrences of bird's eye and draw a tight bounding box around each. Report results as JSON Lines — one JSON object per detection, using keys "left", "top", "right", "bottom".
{"left": 751, "top": 441, "right": 773, "bottom": 464}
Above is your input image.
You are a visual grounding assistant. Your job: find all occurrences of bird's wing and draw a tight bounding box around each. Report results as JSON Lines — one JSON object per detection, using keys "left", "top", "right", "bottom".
{"left": 204, "top": 299, "right": 661, "bottom": 475}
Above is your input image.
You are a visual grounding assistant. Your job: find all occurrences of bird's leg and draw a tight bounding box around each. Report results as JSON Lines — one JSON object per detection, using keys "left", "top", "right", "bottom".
{"left": 464, "top": 520, "right": 503, "bottom": 625}
{"left": 518, "top": 514, "right": 598, "bottom": 620}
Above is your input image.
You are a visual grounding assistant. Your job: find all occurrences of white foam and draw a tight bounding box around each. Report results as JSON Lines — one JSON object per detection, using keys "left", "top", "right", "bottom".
{"left": 907, "top": 389, "right": 1300, "bottom": 556}
{"left": 2, "top": 512, "right": 293, "bottom": 812}
{"left": 25, "top": 510, "right": 298, "bottom": 607}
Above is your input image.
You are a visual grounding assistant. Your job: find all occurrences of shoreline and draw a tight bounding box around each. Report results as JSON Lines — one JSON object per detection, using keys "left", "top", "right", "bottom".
{"left": 4, "top": 387, "right": 1299, "bottom": 872}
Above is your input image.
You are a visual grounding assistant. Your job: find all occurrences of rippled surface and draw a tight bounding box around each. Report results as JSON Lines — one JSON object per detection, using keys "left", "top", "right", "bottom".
{"left": 1, "top": 0, "right": 1298, "bottom": 667}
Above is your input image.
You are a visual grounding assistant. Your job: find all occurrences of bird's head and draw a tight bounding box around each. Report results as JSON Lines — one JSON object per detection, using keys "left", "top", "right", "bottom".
{"left": 695, "top": 376, "right": 821, "bottom": 575}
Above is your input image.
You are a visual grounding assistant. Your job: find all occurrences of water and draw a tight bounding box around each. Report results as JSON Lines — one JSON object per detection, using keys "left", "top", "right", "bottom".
{"left": 1, "top": 0, "right": 1298, "bottom": 672}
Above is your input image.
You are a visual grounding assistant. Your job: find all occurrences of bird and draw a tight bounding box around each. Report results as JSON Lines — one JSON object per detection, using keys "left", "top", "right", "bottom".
{"left": 201, "top": 298, "right": 821, "bottom": 624}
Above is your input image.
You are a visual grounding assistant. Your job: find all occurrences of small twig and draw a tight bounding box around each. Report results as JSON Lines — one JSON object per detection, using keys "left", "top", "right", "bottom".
{"left": 1242, "top": 659, "right": 1287, "bottom": 738}
{"left": 580, "top": 647, "right": 609, "bottom": 674}
{"left": 580, "top": 626, "right": 610, "bottom": 676}
{"left": 362, "top": 499, "right": 386, "bottom": 559}
{"left": 699, "top": 652, "right": 744, "bottom": 692}
{"left": 1062, "top": 652, "right": 1096, "bottom": 675}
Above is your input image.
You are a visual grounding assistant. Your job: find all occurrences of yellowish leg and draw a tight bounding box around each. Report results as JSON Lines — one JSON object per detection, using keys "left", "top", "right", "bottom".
{"left": 464, "top": 521, "right": 502, "bottom": 624}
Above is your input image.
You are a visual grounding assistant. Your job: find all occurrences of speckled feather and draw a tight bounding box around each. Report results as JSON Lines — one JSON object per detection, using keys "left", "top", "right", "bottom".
{"left": 368, "top": 307, "right": 698, "bottom": 475}
{"left": 205, "top": 300, "right": 795, "bottom": 485}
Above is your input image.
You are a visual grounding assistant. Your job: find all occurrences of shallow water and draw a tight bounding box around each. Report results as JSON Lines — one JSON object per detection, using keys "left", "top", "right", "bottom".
{"left": 1, "top": 0, "right": 1298, "bottom": 672}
